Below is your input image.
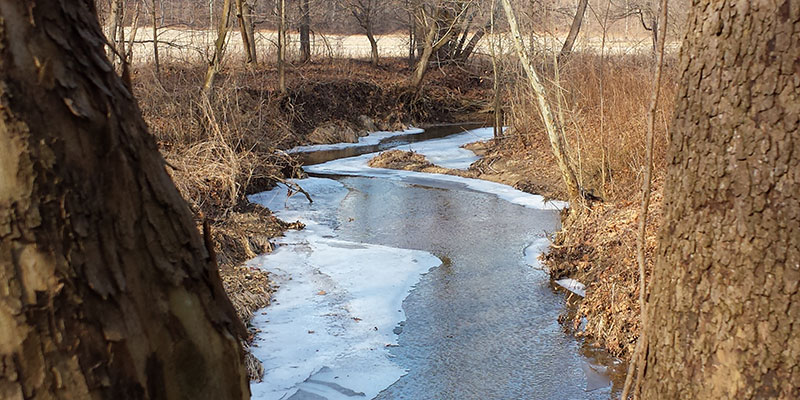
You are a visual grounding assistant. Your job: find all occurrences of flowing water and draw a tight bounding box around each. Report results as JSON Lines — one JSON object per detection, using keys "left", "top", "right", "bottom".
{"left": 252, "top": 125, "right": 625, "bottom": 399}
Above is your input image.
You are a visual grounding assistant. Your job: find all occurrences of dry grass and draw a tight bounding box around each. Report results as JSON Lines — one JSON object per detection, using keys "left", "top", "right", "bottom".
{"left": 130, "top": 58, "right": 490, "bottom": 378}
{"left": 480, "top": 52, "right": 679, "bottom": 360}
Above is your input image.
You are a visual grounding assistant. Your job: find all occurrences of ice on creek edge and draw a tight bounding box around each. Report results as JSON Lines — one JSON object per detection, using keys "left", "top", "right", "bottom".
{"left": 247, "top": 178, "right": 442, "bottom": 400}
{"left": 288, "top": 127, "right": 425, "bottom": 154}
{"left": 304, "top": 127, "right": 568, "bottom": 211}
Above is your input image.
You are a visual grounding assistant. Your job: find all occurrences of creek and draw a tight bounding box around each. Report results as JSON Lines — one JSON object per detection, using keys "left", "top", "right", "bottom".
{"left": 248, "top": 125, "right": 624, "bottom": 400}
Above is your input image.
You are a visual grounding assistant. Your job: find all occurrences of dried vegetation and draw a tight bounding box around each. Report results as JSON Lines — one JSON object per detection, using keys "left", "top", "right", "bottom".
{"left": 131, "top": 58, "right": 490, "bottom": 377}
{"left": 494, "top": 53, "right": 679, "bottom": 358}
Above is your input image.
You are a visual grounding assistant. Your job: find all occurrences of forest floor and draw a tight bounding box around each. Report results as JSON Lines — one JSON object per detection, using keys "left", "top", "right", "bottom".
{"left": 132, "top": 57, "right": 492, "bottom": 378}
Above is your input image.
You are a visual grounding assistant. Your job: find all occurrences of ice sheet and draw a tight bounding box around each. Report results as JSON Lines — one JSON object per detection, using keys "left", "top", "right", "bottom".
{"left": 304, "top": 127, "right": 567, "bottom": 211}
{"left": 288, "top": 127, "right": 425, "bottom": 153}
{"left": 247, "top": 178, "right": 441, "bottom": 400}
{"left": 395, "top": 127, "right": 496, "bottom": 169}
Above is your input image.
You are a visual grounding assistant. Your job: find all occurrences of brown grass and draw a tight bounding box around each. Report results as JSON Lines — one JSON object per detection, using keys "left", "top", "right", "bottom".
{"left": 130, "top": 58, "right": 491, "bottom": 379}
{"left": 483, "top": 52, "right": 679, "bottom": 360}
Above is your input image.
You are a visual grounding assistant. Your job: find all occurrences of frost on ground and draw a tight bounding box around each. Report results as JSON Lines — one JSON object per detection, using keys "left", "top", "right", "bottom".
{"left": 247, "top": 178, "right": 441, "bottom": 400}
{"left": 288, "top": 128, "right": 425, "bottom": 154}
{"left": 305, "top": 127, "right": 567, "bottom": 211}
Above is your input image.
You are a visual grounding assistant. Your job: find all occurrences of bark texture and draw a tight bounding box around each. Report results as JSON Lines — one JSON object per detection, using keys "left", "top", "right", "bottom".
{"left": 641, "top": 0, "right": 800, "bottom": 398}
{"left": 0, "top": 1, "right": 249, "bottom": 399}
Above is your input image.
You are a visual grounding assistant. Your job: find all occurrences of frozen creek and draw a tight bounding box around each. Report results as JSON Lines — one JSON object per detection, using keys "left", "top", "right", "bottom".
{"left": 247, "top": 126, "right": 622, "bottom": 399}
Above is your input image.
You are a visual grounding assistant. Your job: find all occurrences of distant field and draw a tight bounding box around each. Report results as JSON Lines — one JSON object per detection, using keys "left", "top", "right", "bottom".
{"left": 124, "top": 27, "right": 681, "bottom": 65}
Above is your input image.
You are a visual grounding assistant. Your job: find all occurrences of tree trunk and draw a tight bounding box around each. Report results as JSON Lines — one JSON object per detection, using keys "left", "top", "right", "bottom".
{"left": 243, "top": 1, "right": 258, "bottom": 65}
{"left": 366, "top": 28, "right": 379, "bottom": 66}
{"left": 500, "top": 0, "right": 582, "bottom": 202}
{"left": 107, "top": 0, "right": 124, "bottom": 65}
{"left": 299, "top": 0, "right": 311, "bottom": 63}
{"left": 457, "top": 17, "right": 492, "bottom": 63}
{"left": 410, "top": 21, "right": 437, "bottom": 92}
{"left": 558, "top": 0, "right": 588, "bottom": 60}
{"left": 411, "top": 9, "right": 458, "bottom": 93}
{"left": 640, "top": 0, "right": 800, "bottom": 398}
{"left": 203, "top": 0, "right": 233, "bottom": 95}
{"left": 152, "top": 0, "right": 160, "bottom": 78}
{"left": 235, "top": 0, "right": 254, "bottom": 63}
{"left": 0, "top": 1, "right": 249, "bottom": 399}
{"left": 278, "top": 0, "right": 287, "bottom": 94}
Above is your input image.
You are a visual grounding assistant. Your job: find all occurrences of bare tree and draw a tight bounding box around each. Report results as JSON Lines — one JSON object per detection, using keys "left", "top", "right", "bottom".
{"left": 346, "top": 0, "right": 385, "bottom": 65}
{"left": 409, "top": 0, "right": 470, "bottom": 92}
{"left": 235, "top": 0, "right": 255, "bottom": 63}
{"left": 0, "top": 1, "right": 249, "bottom": 398}
{"left": 500, "top": 0, "right": 582, "bottom": 202}
{"left": 151, "top": 0, "right": 161, "bottom": 76}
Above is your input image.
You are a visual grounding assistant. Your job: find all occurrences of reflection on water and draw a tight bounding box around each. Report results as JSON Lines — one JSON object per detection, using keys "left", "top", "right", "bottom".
{"left": 323, "top": 176, "right": 624, "bottom": 399}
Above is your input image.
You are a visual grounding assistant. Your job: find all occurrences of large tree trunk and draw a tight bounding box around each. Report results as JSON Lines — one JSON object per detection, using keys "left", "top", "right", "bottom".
{"left": 299, "top": 0, "right": 311, "bottom": 63}
{"left": 640, "top": 0, "right": 800, "bottom": 398}
{"left": 0, "top": 1, "right": 249, "bottom": 399}
{"left": 558, "top": 0, "right": 588, "bottom": 60}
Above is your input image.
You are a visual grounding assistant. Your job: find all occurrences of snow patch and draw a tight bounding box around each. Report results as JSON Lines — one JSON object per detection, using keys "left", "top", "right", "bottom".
{"left": 248, "top": 178, "right": 441, "bottom": 399}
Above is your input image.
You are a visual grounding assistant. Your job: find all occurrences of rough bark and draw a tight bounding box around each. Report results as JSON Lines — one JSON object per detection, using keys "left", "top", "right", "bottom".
{"left": 0, "top": 1, "right": 249, "bottom": 399}
{"left": 558, "top": 0, "right": 589, "bottom": 60}
{"left": 641, "top": 0, "right": 800, "bottom": 398}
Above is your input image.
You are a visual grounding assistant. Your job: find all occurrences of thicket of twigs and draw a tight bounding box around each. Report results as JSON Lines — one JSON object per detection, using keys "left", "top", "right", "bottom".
{"left": 494, "top": 51, "right": 678, "bottom": 358}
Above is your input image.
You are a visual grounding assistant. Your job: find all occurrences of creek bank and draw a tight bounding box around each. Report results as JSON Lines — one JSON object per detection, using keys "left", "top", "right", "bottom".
{"left": 367, "top": 137, "right": 660, "bottom": 361}
{"left": 134, "top": 59, "right": 492, "bottom": 379}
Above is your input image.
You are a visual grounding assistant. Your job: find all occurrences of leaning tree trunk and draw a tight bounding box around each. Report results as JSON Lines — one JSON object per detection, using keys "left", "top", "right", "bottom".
{"left": 640, "top": 0, "right": 800, "bottom": 398}
{"left": 203, "top": 0, "right": 233, "bottom": 95}
{"left": 500, "top": 0, "right": 582, "bottom": 202}
{"left": 235, "top": 0, "right": 254, "bottom": 63}
{"left": 0, "top": 1, "right": 249, "bottom": 399}
{"left": 243, "top": 1, "right": 258, "bottom": 65}
{"left": 558, "top": 0, "right": 588, "bottom": 60}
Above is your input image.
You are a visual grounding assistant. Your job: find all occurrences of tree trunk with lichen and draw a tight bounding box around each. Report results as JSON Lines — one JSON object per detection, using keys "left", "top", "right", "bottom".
{"left": 640, "top": 0, "right": 800, "bottom": 398}
{"left": 0, "top": 1, "right": 249, "bottom": 399}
